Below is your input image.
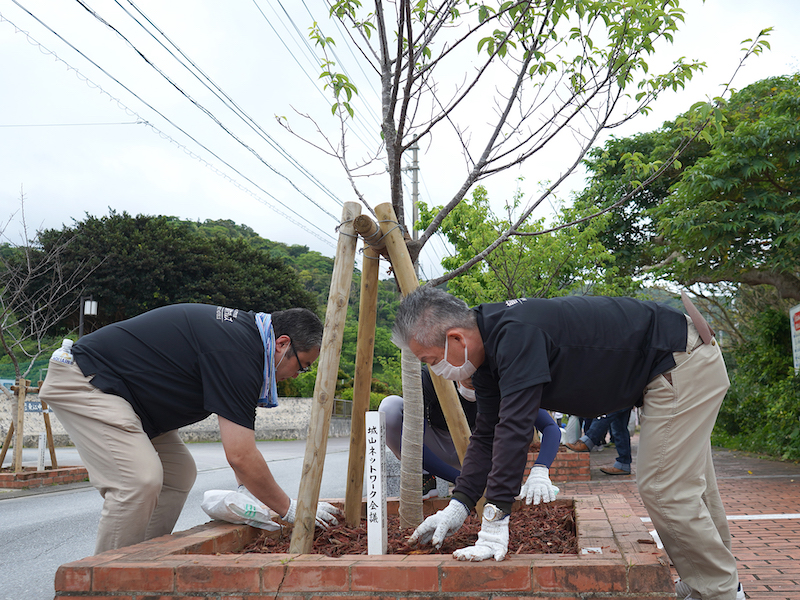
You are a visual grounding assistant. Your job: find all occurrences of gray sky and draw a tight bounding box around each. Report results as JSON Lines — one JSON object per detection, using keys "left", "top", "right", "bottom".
{"left": 1, "top": 1, "right": 798, "bottom": 280}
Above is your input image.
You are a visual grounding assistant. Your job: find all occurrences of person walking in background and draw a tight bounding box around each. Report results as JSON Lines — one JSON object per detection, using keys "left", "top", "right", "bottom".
{"left": 379, "top": 365, "right": 561, "bottom": 503}
{"left": 40, "top": 304, "right": 340, "bottom": 554}
{"left": 566, "top": 407, "right": 633, "bottom": 475}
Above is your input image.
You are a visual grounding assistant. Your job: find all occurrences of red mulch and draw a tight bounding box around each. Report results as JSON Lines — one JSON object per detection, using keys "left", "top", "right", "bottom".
{"left": 241, "top": 501, "right": 576, "bottom": 557}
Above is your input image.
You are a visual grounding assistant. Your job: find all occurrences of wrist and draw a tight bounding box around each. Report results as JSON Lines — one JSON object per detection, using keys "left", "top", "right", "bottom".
{"left": 282, "top": 498, "right": 297, "bottom": 522}
{"left": 482, "top": 502, "right": 509, "bottom": 522}
{"left": 448, "top": 498, "right": 470, "bottom": 519}
{"left": 452, "top": 491, "right": 476, "bottom": 512}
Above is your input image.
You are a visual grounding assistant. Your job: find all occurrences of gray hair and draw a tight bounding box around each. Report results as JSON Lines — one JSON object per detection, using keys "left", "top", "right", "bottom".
{"left": 392, "top": 286, "right": 476, "bottom": 349}
{"left": 272, "top": 308, "right": 323, "bottom": 352}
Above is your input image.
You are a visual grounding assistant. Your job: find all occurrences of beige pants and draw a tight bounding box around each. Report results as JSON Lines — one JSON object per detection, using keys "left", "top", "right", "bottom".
{"left": 40, "top": 360, "right": 197, "bottom": 554}
{"left": 638, "top": 317, "right": 738, "bottom": 600}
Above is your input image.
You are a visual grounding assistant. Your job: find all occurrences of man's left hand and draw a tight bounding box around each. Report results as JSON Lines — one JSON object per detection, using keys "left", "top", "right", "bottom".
{"left": 282, "top": 498, "right": 342, "bottom": 529}
{"left": 517, "top": 465, "right": 559, "bottom": 505}
{"left": 315, "top": 501, "right": 341, "bottom": 528}
{"left": 452, "top": 515, "right": 509, "bottom": 561}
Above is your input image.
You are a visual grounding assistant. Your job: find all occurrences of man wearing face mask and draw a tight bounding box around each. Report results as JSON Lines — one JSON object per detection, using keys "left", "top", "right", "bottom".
{"left": 393, "top": 287, "right": 744, "bottom": 600}
{"left": 378, "top": 366, "right": 561, "bottom": 502}
{"left": 40, "top": 303, "right": 341, "bottom": 554}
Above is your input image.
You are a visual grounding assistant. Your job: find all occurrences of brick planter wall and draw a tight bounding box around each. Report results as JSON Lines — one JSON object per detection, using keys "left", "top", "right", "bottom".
{"left": 55, "top": 494, "right": 673, "bottom": 599}
{"left": 0, "top": 465, "right": 88, "bottom": 489}
{"left": 524, "top": 447, "right": 591, "bottom": 482}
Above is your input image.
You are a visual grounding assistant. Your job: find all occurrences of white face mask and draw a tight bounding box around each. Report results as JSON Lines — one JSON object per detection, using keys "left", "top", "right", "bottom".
{"left": 457, "top": 382, "right": 476, "bottom": 402}
{"left": 430, "top": 336, "right": 477, "bottom": 381}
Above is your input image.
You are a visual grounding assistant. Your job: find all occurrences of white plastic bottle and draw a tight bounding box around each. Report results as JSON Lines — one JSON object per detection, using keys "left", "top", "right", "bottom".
{"left": 50, "top": 339, "right": 74, "bottom": 364}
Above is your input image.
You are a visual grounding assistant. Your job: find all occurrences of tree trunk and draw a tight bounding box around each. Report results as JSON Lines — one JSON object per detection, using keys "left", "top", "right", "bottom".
{"left": 399, "top": 348, "right": 424, "bottom": 528}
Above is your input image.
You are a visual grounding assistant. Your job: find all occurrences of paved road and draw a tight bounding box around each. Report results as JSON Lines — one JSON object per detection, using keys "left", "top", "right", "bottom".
{"left": 0, "top": 438, "right": 352, "bottom": 600}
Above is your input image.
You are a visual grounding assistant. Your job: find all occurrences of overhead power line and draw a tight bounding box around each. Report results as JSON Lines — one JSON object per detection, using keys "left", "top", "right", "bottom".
{"left": 0, "top": 121, "right": 139, "bottom": 127}
{"left": 0, "top": 7, "right": 337, "bottom": 247}
{"left": 253, "top": 0, "right": 384, "bottom": 151}
{"left": 71, "top": 0, "right": 341, "bottom": 223}
{"left": 117, "top": 0, "right": 346, "bottom": 212}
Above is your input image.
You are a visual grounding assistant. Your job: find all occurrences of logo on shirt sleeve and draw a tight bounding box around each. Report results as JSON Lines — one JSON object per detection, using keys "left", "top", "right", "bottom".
{"left": 216, "top": 307, "right": 239, "bottom": 322}
{"left": 505, "top": 298, "right": 527, "bottom": 308}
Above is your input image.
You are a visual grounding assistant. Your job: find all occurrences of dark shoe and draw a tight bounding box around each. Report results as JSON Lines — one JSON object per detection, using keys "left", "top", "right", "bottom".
{"left": 600, "top": 466, "right": 631, "bottom": 476}
{"left": 422, "top": 474, "right": 438, "bottom": 500}
{"left": 565, "top": 440, "right": 590, "bottom": 452}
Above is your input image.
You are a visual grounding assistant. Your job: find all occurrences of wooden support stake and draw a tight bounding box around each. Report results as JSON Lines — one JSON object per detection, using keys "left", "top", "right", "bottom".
{"left": 374, "top": 203, "right": 472, "bottom": 463}
{"left": 290, "top": 201, "right": 361, "bottom": 554}
{"left": 41, "top": 392, "right": 58, "bottom": 469}
{"left": 373, "top": 204, "right": 418, "bottom": 295}
{"left": 0, "top": 421, "right": 13, "bottom": 467}
{"left": 344, "top": 245, "right": 380, "bottom": 526}
{"left": 12, "top": 379, "right": 29, "bottom": 473}
{"left": 353, "top": 214, "right": 387, "bottom": 254}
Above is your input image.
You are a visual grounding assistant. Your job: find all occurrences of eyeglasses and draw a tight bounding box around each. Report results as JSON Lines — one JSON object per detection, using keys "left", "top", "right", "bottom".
{"left": 289, "top": 344, "right": 311, "bottom": 374}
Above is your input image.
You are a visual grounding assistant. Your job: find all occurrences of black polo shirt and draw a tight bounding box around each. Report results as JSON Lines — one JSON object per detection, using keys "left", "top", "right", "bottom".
{"left": 73, "top": 304, "right": 263, "bottom": 438}
{"left": 472, "top": 295, "right": 687, "bottom": 416}
{"left": 453, "top": 295, "right": 687, "bottom": 510}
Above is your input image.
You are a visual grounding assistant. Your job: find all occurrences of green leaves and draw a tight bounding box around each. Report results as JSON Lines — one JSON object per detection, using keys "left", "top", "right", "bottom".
{"left": 419, "top": 183, "right": 636, "bottom": 303}
{"left": 36, "top": 213, "right": 321, "bottom": 331}
{"left": 651, "top": 75, "right": 800, "bottom": 294}
{"left": 310, "top": 23, "right": 359, "bottom": 119}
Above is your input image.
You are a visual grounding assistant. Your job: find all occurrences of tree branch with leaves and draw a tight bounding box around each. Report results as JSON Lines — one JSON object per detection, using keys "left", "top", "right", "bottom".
{"left": 288, "top": 1, "right": 714, "bottom": 271}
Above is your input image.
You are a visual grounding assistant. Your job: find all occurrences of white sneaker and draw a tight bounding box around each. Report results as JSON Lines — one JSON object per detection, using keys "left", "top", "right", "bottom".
{"left": 675, "top": 579, "right": 745, "bottom": 599}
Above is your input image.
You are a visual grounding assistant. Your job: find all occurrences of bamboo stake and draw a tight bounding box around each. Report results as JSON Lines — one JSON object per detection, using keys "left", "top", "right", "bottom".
{"left": 374, "top": 203, "right": 472, "bottom": 462}
{"left": 290, "top": 202, "right": 361, "bottom": 554}
{"left": 344, "top": 245, "right": 380, "bottom": 526}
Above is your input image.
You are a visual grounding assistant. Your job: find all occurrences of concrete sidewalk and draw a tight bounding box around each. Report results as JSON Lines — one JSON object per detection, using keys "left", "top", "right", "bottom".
{"left": 559, "top": 434, "right": 800, "bottom": 600}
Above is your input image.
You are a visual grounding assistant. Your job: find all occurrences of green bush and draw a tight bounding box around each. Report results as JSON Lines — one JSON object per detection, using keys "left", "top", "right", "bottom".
{"left": 337, "top": 387, "right": 388, "bottom": 411}
{"left": 712, "top": 307, "right": 800, "bottom": 461}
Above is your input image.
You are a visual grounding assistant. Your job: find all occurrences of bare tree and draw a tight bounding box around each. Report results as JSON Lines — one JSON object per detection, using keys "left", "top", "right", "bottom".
{"left": 1, "top": 190, "right": 93, "bottom": 469}
{"left": 284, "top": 0, "right": 768, "bottom": 523}
{"left": 282, "top": 0, "right": 725, "bottom": 277}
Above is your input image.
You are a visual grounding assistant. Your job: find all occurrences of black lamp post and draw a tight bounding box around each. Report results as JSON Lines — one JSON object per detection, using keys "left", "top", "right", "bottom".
{"left": 78, "top": 295, "right": 98, "bottom": 338}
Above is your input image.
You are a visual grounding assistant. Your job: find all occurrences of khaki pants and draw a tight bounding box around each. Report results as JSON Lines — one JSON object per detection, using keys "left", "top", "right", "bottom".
{"left": 638, "top": 317, "right": 738, "bottom": 600}
{"left": 40, "top": 361, "right": 197, "bottom": 554}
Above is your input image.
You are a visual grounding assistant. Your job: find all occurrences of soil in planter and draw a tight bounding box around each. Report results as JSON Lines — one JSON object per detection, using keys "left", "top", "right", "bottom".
{"left": 241, "top": 501, "right": 576, "bottom": 557}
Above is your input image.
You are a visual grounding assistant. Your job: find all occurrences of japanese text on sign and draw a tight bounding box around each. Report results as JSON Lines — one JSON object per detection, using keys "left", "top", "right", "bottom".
{"left": 365, "top": 411, "right": 387, "bottom": 555}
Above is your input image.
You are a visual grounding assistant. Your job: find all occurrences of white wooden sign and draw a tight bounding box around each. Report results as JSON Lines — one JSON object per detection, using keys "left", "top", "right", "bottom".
{"left": 37, "top": 432, "right": 47, "bottom": 471}
{"left": 365, "top": 411, "right": 387, "bottom": 555}
{"left": 790, "top": 303, "right": 800, "bottom": 375}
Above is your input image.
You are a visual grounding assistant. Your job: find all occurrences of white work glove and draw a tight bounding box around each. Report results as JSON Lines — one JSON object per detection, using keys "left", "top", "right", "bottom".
{"left": 281, "top": 498, "right": 342, "bottom": 529}
{"left": 517, "top": 465, "right": 559, "bottom": 505}
{"left": 453, "top": 514, "right": 509, "bottom": 562}
{"left": 408, "top": 498, "right": 469, "bottom": 548}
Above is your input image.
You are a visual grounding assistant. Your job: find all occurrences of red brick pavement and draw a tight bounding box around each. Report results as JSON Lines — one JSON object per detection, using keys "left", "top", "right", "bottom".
{"left": 558, "top": 434, "right": 800, "bottom": 600}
